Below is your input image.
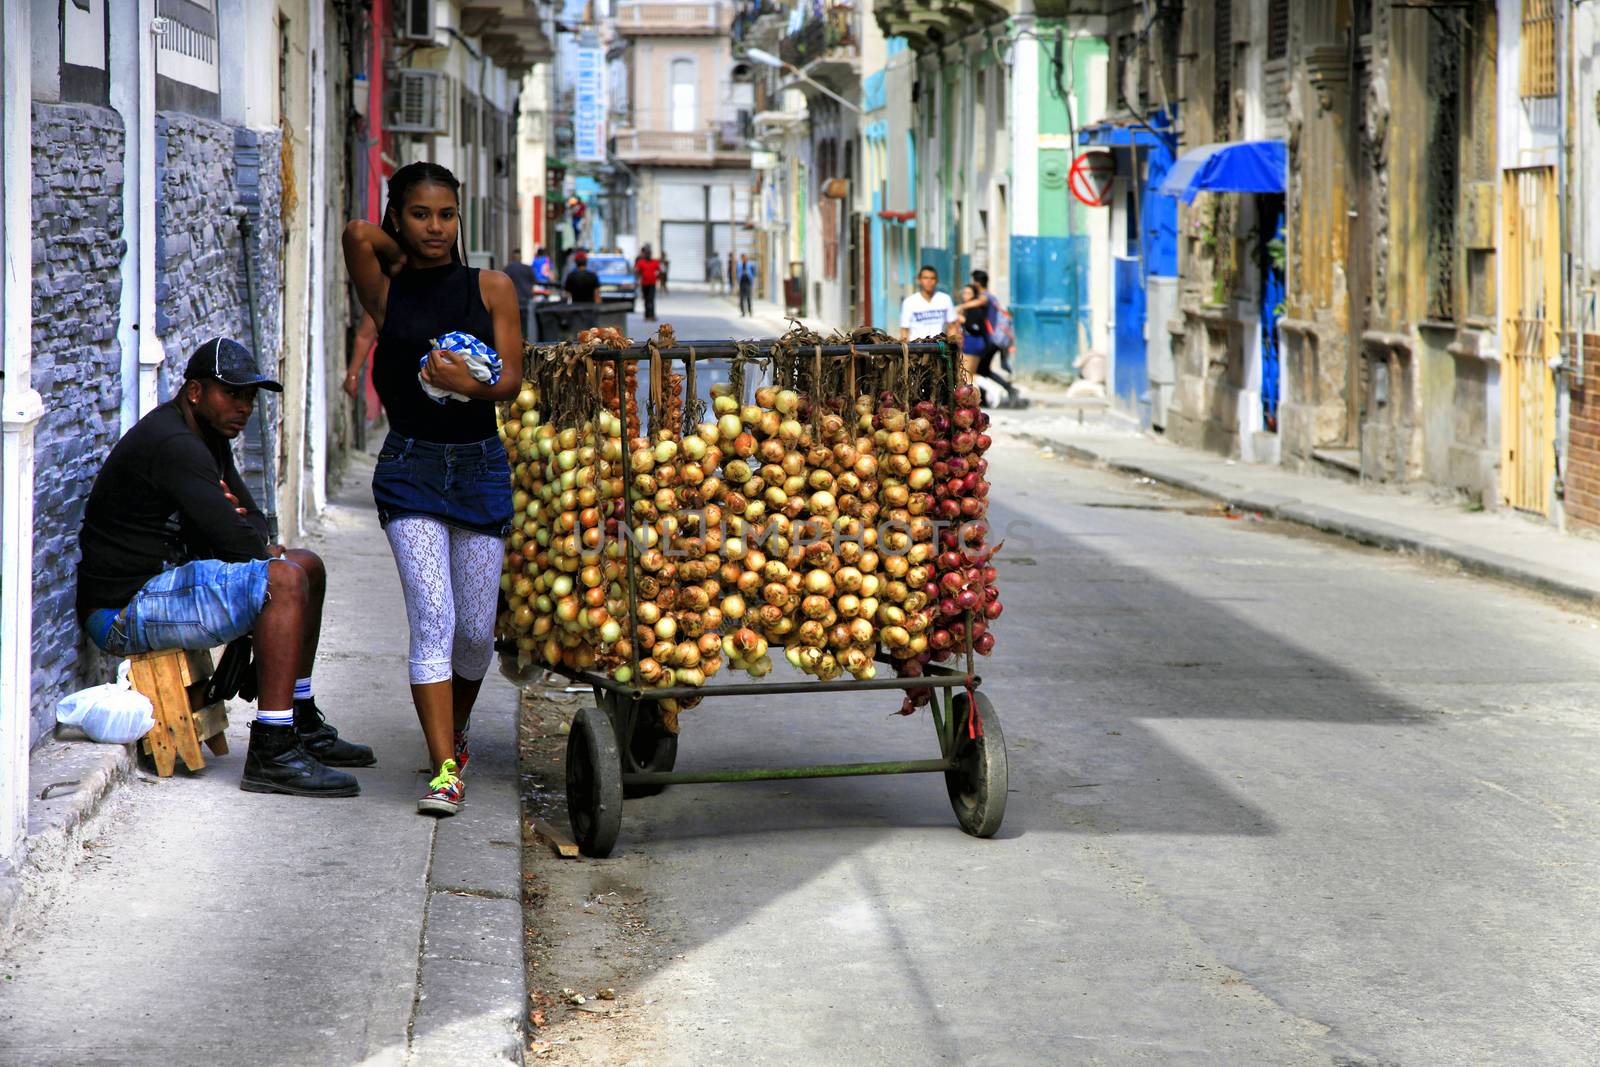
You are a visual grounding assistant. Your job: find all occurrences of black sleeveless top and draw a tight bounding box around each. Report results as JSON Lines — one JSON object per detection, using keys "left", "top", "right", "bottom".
{"left": 962, "top": 304, "right": 988, "bottom": 337}
{"left": 374, "top": 262, "right": 499, "bottom": 444}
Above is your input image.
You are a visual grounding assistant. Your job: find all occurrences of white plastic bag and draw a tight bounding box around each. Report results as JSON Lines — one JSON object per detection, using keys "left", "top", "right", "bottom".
{"left": 56, "top": 662, "right": 155, "bottom": 745}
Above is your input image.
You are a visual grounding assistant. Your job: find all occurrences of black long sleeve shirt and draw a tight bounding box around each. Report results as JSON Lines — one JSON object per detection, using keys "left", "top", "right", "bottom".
{"left": 76, "top": 399, "right": 270, "bottom": 621}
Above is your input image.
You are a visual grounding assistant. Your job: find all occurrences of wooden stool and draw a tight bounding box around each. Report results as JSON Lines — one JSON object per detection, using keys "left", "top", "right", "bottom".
{"left": 126, "top": 648, "right": 231, "bottom": 777}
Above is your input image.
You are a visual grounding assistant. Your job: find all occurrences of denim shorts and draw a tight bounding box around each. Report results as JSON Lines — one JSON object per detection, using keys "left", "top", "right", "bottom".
{"left": 371, "top": 431, "right": 514, "bottom": 537}
{"left": 85, "top": 558, "right": 272, "bottom": 656}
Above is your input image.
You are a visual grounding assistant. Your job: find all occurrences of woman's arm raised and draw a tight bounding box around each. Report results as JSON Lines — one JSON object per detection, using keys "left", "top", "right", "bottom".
{"left": 341, "top": 220, "right": 404, "bottom": 327}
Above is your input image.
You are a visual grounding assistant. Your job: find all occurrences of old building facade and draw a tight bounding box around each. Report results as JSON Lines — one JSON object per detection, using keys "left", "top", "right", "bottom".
{"left": 1, "top": 0, "right": 548, "bottom": 871}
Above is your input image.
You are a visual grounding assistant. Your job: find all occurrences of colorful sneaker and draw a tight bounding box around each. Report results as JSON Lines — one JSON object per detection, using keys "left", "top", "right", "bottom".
{"left": 452, "top": 728, "right": 470, "bottom": 774}
{"left": 417, "top": 759, "right": 465, "bottom": 817}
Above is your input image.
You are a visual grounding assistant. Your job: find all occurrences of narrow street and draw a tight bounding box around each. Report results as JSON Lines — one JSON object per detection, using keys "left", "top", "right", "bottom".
{"left": 519, "top": 296, "right": 1600, "bottom": 1065}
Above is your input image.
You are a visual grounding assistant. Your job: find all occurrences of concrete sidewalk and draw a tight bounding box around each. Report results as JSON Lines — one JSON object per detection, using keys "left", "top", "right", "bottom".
{"left": 998, "top": 399, "right": 1600, "bottom": 611}
{"left": 0, "top": 456, "right": 526, "bottom": 1065}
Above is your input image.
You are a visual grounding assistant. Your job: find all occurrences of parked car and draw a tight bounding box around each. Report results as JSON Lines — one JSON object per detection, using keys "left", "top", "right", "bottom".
{"left": 586, "top": 254, "right": 638, "bottom": 307}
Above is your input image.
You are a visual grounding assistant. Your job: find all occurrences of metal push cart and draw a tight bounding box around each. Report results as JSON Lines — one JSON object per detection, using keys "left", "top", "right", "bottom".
{"left": 499, "top": 337, "right": 1006, "bottom": 858}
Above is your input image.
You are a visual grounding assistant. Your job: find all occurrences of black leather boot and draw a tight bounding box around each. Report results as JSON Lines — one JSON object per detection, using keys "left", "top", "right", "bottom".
{"left": 240, "top": 721, "right": 360, "bottom": 797}
{"left": 294, "top": 699, "right": 376, "bottom": 767}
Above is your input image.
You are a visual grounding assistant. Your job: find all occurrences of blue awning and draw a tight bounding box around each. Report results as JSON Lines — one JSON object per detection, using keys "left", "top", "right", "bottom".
{"left": 1157, "top": 140, "right": 1286, "bottom": 203}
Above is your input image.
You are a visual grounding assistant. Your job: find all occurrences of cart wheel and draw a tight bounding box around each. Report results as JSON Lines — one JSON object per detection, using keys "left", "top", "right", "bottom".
{"left": 566, "top": 704, "right": 623, "bottom": 857}
{"left": 945, "top": 691, "right": 1007, "bottom": 838}
{"left": 623, "top": 700, "right": 678, "bottom": 798}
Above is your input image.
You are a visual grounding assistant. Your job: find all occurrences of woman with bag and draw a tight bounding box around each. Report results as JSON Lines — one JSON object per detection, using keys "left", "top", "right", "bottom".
{"left": 341, "top": 162, "right": 523, "bottom": 816}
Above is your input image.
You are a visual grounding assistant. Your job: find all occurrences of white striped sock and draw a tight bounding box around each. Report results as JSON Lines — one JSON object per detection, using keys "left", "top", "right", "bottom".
{"left": 256, "top": 707, "right": 295, "bottom": 727}
{"left": 293, "top": 677, "right": 313, "bottom": 701}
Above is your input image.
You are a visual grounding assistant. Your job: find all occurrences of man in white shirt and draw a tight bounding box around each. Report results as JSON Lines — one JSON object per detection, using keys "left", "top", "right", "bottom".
{"left": 899, "top": 265, "right": 959, "bottom": 341}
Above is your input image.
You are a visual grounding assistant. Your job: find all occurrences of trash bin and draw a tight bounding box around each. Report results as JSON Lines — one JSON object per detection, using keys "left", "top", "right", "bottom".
{"left": 533, "top": 302, "right": 599, "bottom": 342}
{"left": 532, "top": 300, "right": 634, "bottom": 342}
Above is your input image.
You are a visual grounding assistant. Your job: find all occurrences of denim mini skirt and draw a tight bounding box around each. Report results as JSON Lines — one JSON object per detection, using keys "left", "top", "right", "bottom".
{"left": 372, "top": 431, "right": 514, "bottom": 537}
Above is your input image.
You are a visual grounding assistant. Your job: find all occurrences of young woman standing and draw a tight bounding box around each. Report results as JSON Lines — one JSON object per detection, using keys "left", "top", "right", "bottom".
{"left": 341, "top": 162, "right": 522, "bottom": 816}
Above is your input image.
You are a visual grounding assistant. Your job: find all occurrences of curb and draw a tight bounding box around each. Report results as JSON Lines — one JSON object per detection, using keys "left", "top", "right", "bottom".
{"left": 0, "top": 736, "right": 135, "bottom": 946}
{"left": 1025, "top": 432, "right": 1600, "bottom": 615}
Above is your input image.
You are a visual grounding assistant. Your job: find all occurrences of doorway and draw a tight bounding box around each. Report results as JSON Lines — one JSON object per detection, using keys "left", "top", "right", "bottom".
{"left": 1501, "top": 166, "right": 1558, "bottom": 514}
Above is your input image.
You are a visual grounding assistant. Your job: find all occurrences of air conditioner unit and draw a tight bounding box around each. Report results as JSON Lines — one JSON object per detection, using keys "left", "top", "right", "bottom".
{"left": 389, "top": 70, "right": 447, "bottom": 134}
{"left": 396, "top": 0, "right": 436, "bottom": 42}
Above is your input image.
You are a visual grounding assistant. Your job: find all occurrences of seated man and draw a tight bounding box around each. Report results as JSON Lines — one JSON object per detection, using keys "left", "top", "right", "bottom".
{"left": 76, "top": 338, "right": 372, "bottom": 798}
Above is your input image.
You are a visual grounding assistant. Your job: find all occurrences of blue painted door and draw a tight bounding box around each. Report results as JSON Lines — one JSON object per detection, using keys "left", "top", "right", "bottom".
{"left": 1114, "top": 256, "right": 1148, "bottom": 415}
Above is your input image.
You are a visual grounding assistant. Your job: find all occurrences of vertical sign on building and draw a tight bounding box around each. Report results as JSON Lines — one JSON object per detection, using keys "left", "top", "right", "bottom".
{"left": 574, "top": 40, "right": 606, "bottom": 163}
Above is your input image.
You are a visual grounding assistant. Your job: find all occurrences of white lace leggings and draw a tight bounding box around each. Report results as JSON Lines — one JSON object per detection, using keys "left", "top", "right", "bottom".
{"left": 385, "top": 516, "right": 504, "bottom": 685}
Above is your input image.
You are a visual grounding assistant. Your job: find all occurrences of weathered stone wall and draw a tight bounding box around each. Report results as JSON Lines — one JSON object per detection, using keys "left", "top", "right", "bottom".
{"left": 155, "top": 112, "right": 245, "bottom": 396}
{"left": 154, "top": 115, "right": 285, "bottom": 514}
{"left": 28, "top": 103, "right": 128, "bottom": 742}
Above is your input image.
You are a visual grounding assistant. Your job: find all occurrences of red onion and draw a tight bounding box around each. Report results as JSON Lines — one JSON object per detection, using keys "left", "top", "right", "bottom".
{"left": 960, "top": 497, "right": 984, "bottom": 518}
{"left": 940, "top": 571, "right": 965, "bottom": 593}
{"left": 952, "top": 407, "right": 976, "bottom": 430}
{"left": 957, "top": 587, "right": 980, "bottom": 611}
{"left": 984, "top": 599, "right": 1003, "bottom": 620}
{"left": 953, "top": 384, "right": 981, "bottom": 408}
{"left": 938, "top": 550, "right": 962, "bottom": 571}
{"left": 937, "top": 498, "right": 961, "bottom": 520}
{"left": 930, "top": 629, "right": 952, "bottom": 650}
{"left": 952, "top": 431, "right": 976, "bottom": 455}
{"left": 939, "top": 597, "right": 959, "bottom": 617}
{"left": 946, "top": 457, "right": 967, "bottom": 476}
{"left": 974, "top": 632, "right": 996, "bottom": 655}
{"left": 969, "top": 619, "right": 987, "bottom": 639}
{"left": 976, "top": 411, "right": 991, "bottom": 431}
{"left": 982, "top": 567, "right": 998, "bottom": 585}
{"left": 976, "top": 433, "right": 992, "bottom": 452}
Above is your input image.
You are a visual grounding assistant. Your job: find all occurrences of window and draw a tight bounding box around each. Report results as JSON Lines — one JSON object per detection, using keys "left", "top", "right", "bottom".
{"left": 1520, "top": 0, "right": 1556, "bottom": 98}
{"left": 671, "top": 59, "right": 696, "bottom": 132}
{"left": 1267, "top": 0, "right": 1289, "bottom": 61}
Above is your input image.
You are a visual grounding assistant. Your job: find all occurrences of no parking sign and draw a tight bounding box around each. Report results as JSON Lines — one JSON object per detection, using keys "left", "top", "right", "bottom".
{"left": 1069, "top": 150, "right": 1117, "bottom": 207}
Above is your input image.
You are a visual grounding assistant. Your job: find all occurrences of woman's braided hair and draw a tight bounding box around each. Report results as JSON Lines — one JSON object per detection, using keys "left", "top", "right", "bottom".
{"left": 382, "top": 161, "right": 466, "bottom": 264}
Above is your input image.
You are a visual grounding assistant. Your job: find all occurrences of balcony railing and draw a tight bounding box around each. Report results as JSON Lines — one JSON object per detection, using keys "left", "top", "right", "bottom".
{"left": 615, "top": 2, "right": 725, "bottom": 35}
{"left": 778, "top": 4, "right": 859, "bottom": 68}
{"left": 731, "top": 0, "right": 785, "bottom": 43}
{"left": 613, "top": 127, "right": 752, "bottom": 165}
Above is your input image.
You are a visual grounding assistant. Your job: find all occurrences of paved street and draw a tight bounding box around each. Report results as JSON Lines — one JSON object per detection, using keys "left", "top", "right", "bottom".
{"left": 522, "top": 296, "right": 1600, "bottom": 1065}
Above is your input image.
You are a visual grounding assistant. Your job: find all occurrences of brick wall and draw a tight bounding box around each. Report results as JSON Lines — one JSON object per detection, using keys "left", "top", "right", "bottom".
{"left": 1567, "top": 339, "right": 1600, "bottom": 533}
{"left": 28, "top": 103, "right": 130, "bottom": 742}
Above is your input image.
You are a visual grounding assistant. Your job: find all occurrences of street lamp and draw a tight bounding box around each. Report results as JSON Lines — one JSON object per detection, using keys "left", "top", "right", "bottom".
{"left": 743, "top": 46, "right": 863, "bottom": 114}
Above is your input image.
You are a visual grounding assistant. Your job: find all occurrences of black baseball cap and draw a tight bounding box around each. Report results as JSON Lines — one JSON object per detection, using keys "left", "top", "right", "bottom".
{"left": 183, "top": 337, "right": 283, "bottom": 392}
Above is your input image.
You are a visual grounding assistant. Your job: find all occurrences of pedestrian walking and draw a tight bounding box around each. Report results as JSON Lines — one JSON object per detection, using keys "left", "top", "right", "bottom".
{"left": 899, "top": 264, "right": 959, "bottom": 342}
{"left": 955, "top": 284, "right": 1019, "bottom": 407}
{"left": 563, "top": 249, "right": 602, "bottom": 304}
{"left": 76, "top": 338, "right": 372, "bottom": 798}
{"left": 972, "top": 270, "right": 1020, "bottom": 384}
{"left": 736, "top": 253, "right": 757, "bottom": 316}
{"left": 659, "top": 253, "right": 671, "bottom": 295}
{"left": 531, "top": 246, "right": 553, "bottom": 286}
{"left": 635, "top": 244, "right": 661, "bottom": 321}
{"left": 341, "top": 161, "right": 524, "bottom": 818}
{"left": 706, "top": 250, "right": 724, "bottom": 294}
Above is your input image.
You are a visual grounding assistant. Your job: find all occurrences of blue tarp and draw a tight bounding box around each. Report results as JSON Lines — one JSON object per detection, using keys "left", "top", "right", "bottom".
{"left": 1157, "top": 140, "right": 1286, "bottom": 203}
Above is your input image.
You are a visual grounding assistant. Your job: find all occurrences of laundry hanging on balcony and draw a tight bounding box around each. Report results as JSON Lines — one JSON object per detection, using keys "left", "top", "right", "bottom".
{"left": 1157, "top": 140, "right": 1286, "bottom": 203}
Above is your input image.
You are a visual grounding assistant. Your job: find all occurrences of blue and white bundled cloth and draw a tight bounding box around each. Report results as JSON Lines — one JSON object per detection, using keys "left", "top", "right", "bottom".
{"left": 419, "top": 330, "right": 501, "bottom": 403}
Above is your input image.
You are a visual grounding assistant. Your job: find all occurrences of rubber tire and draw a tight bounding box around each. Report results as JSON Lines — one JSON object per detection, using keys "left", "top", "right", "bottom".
{"left": 945, "top": 691, "right": 1007, "bottom": 838}
{"left": 622, "top": 700, "right": 679, "bottom": 798}
{"left": 566, "top": 704, "right": 623, "bottom": 857}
